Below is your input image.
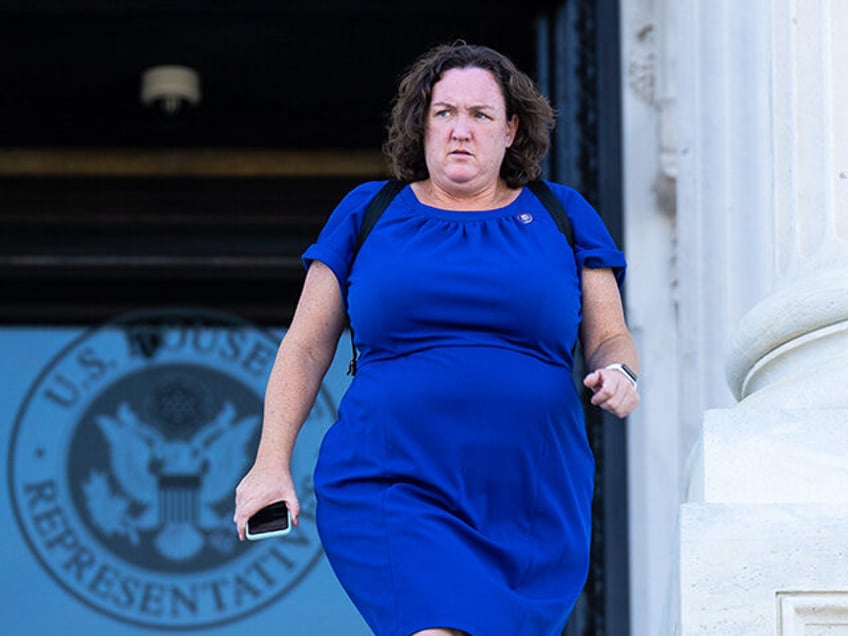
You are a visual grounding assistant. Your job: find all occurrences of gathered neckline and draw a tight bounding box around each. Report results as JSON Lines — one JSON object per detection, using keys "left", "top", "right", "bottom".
{"left": 399, "top": 185, "right": 531, "bottom": 221}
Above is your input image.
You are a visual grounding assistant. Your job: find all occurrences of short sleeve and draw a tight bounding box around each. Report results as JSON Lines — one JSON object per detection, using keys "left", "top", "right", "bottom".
{"left": 546, "top": 182, "right": 627, "bottom": 286}
{"left": 301, "top": 180, "right": 388, "bottom": 295}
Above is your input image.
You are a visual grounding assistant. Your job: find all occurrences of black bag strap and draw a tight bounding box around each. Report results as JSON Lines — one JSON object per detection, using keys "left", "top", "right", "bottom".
{"left": 346, "top": 179, "right": 574, "bottom": 375}
{"left": 347, "top": 179, "right": 407, "bottom": 375}
{"left": 354, "top": 179, "right": 407, "bottom": 258}
{"left": 526, "top": 180, "right": 574, "bottom": 248}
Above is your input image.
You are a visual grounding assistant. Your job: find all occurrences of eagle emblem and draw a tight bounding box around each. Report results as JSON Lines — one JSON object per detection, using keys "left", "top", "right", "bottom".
{"left": 83, "top": 398, "right": 258, "bottom": 561}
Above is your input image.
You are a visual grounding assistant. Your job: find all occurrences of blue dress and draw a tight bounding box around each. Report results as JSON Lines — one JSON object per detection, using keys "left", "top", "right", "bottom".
{"left": 302, "top": 181, "right": 625, "bottom": 636}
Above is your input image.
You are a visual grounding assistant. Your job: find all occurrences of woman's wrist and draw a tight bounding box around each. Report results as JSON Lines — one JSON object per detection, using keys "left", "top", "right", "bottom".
{"left": 604, "top": 363, "right": 638, "bottom": 390}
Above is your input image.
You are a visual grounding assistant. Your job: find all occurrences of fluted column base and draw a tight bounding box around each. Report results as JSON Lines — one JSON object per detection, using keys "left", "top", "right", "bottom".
{"left": 726, "top": 267, "right": 848, "bottom": 408}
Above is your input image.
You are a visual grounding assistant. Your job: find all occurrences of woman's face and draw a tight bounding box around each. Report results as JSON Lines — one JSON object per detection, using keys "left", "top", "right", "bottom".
{"left": 423, "top": 66, "right": 518, "bottom": 192}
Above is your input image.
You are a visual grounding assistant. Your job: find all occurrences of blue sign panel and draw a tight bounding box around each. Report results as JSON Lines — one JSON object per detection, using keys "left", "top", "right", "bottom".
{"left": 1, "top": 308, "right": 370, "bottom": 635}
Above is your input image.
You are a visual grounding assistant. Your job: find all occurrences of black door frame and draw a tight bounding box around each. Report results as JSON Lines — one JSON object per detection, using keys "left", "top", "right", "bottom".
{"left": 537, "top": 1, "right": 630, "bottom": 634}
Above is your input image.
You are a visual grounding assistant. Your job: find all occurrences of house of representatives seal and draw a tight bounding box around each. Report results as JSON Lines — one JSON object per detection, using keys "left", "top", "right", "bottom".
{"left": 8, "top": 308, "right": 333, "bottom": 630}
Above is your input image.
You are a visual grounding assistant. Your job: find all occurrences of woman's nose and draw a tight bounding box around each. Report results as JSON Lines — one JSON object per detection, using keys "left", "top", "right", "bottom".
{"left": 452, "top": 117, "right": 471, "bottom": 141}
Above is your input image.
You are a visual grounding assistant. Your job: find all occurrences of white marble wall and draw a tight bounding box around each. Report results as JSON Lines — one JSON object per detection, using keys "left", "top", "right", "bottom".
{"left": 621, "top": 0, "right": 848, "bottom": 633}
{"left": 671, "top": 0, "right": 848, "bottom": 633}
{"left": 679, "top": 409, "right": 848, "bottom": 633}
{"left": 680, "top": 503, "right": 848, "bottom": 634}
{"left": 621, "top": 0, "right": 777, "bottom": 632}
{"left": 619, "top": 1, "right": 682, "bottom": 633}
{"left": 700, "top": 409, "right": 848, "bottom": 505}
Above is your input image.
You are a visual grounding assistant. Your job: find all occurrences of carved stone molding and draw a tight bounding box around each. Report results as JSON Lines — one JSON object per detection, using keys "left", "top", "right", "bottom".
{"left": 777, "top": 592, "right": 848, "bottom": 636}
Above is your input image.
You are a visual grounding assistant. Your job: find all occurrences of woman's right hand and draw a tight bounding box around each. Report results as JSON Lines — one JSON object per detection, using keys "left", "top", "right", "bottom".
{"left": 233, "top": 459, "right": 301, "bottom": 541}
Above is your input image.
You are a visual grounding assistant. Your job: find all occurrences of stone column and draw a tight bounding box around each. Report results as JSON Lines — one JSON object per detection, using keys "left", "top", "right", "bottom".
{"left": 675, "top": 0, "right": 848, "bottom": 633}
{"left": 725, "top": 0, "right": 848, "bottom": 408}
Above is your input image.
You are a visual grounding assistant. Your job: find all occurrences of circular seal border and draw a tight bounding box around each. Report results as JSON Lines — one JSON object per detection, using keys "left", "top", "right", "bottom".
{"left": 8, "top": 307, "right": 334, "bottom": 631}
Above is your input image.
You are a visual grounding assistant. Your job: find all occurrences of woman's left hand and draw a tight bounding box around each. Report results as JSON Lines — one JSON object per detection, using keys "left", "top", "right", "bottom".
{"left": 583, "top": 367, "right": 639, "bottom": 418}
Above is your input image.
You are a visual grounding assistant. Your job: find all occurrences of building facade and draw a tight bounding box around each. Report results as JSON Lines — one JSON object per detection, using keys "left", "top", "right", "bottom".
{"left": 3, "top": 1, "right": 845, "bottom": 634}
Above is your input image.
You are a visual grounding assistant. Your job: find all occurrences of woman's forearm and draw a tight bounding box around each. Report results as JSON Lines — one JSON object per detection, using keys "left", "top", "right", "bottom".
{"left": 252, "top": 261, "right": 346, "bottom": 468}
{"left": 583, "top": 332, "right": 639, "bottom": 375}
{"left": 254, "top": 335, "right": 335, "bottom": 467}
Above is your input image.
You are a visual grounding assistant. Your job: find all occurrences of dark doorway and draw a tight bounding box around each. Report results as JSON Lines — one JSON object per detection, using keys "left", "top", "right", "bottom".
{"left": 1, "top": 0, "right": 547, "bottom": 324}
{"left": 536, "top": 1, "right": 630, "bottom": 634}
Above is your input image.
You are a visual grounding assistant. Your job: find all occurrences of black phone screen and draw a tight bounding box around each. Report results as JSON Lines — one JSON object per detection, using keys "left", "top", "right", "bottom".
{"left": 247, "top": 501, "right": 289, "bottom": 534}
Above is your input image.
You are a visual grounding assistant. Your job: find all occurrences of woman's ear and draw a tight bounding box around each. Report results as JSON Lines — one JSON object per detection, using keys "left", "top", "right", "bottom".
{"left": 505, "top": 114, "right": 519, "bottom": 148}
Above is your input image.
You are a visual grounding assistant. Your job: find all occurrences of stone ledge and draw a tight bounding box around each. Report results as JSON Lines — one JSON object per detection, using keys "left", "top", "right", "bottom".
{"left": 700, "top": 408, "right": 848, "bottom": 503}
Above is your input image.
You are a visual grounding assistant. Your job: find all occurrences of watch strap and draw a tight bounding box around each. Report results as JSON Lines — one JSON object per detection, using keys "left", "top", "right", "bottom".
{"left": 605, "top": 363, "right": 638, "bottom": 390}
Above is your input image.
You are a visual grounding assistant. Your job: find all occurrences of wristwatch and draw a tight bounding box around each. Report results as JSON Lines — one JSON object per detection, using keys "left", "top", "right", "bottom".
{"left": 605, "top": 363, "right": 638, "bottom": 390}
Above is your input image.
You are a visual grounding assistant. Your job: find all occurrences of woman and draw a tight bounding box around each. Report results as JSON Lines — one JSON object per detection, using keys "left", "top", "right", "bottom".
{"left": 234, "top": 42, "right": 639, "bottom": 636}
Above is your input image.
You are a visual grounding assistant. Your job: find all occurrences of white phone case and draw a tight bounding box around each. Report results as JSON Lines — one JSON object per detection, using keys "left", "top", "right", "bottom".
{"left": 245, "top": 508, "right": 292, "bottom": 541}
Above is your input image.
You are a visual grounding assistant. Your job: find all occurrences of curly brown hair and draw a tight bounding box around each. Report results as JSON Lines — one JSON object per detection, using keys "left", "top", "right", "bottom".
{"left": 383, "top": 42, "right": 556, "bottom": 188}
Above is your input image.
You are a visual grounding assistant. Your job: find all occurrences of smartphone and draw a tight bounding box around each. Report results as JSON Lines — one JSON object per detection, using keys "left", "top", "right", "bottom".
{"left": 246, "top": 501, "right": 292, "bottom": 540}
